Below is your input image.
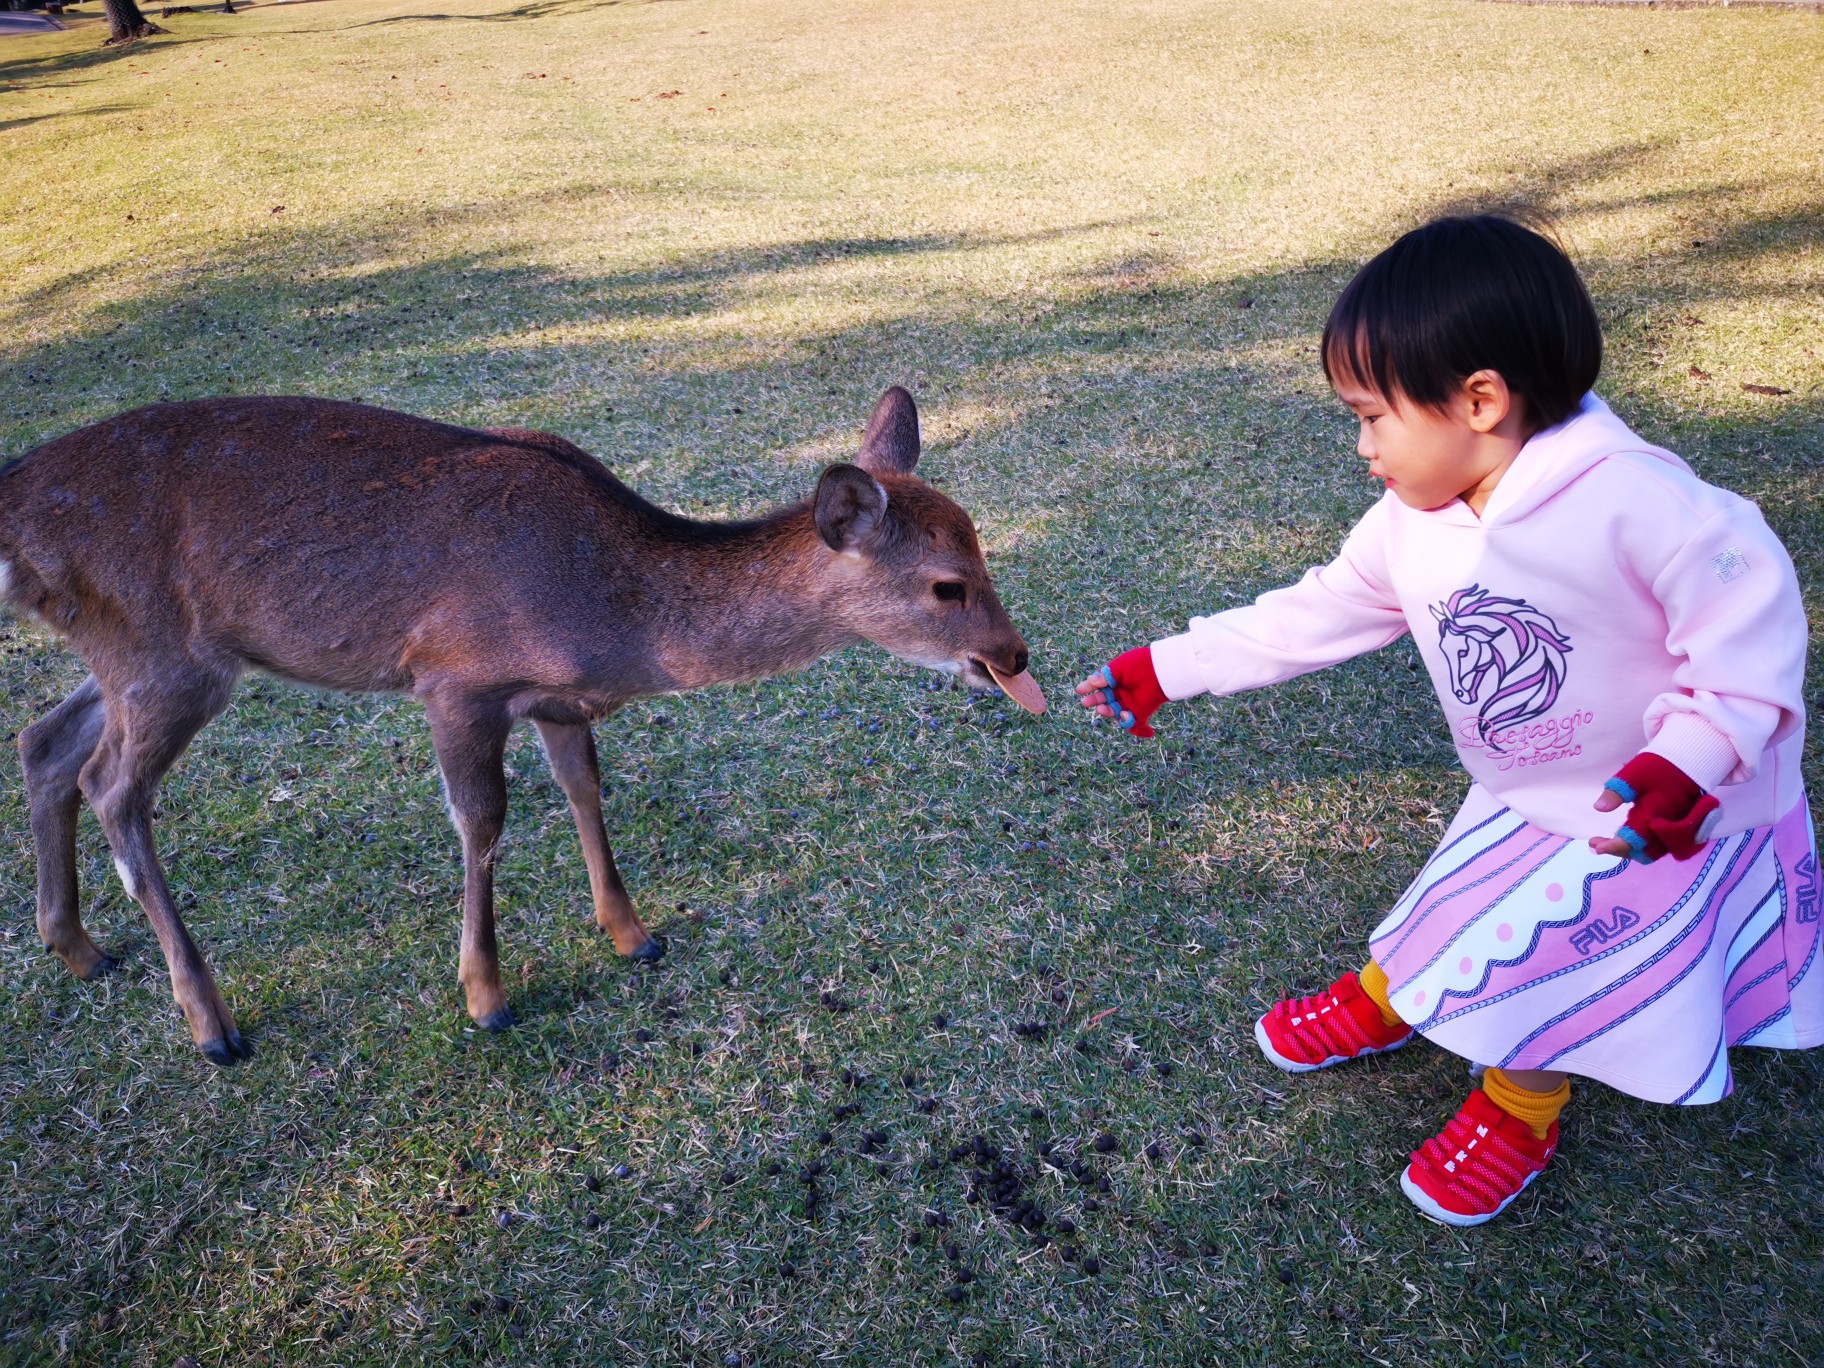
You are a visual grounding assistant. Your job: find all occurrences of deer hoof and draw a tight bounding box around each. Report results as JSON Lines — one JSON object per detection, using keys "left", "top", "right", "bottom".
{"left": 81, "top": 952, "right": 121, "bottom": 981}
{"left": 479, "top": 1006, "right": 518, "bottom": 1033}
{"left": 629, "top": 936, "right": 667, "bottom": 963}
{"left": 200, "top": 1030, "right": 252, "bottom": 1066}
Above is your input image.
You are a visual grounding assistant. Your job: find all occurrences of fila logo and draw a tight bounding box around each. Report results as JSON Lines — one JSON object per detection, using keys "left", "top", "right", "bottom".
{"left": 1570, "top": 907, "right": 1640, "bottom": 956}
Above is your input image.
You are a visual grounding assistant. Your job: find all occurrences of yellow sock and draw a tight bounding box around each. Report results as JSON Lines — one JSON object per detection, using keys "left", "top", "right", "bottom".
{"left": 1483, "top": 1067, "right": 1571, "bottom": 1141}
{"left": 1357, "top": 959, "right": 1404, "bottom": 1028}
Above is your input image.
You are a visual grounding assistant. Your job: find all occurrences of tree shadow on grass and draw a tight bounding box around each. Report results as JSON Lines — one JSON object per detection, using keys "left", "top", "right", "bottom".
{"left": 341, "top": 0, "right": 628, "bottom": 26}
{"left": 0, "top": 40, "right": 135, "bottom": 82}
{"left": 0, "top": 99, "right": 133, "bottom": 130}
{"left": 0, "top": 212, "right": 1143, "bottom": 484}
{"left": 0, "top": 28, "right": 210, "bottom": 82}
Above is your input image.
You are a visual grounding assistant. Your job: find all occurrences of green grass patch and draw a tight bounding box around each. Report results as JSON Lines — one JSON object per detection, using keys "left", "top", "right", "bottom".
{"left": 3, "top": 0, "right": 1822, "bottom": 1362}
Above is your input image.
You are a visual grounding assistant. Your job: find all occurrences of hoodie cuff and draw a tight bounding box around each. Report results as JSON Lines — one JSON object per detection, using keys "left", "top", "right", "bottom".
{"left": 1644, "top": 712, "right": 1741, "bottom": 792}
{"left": 1149, "top": 631, "right": 1210, "bottom": 702}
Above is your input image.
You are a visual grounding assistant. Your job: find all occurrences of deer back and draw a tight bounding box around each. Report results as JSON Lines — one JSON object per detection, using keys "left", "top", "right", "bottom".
{"left": 0, "top": 398, "right": 726, "bottom": 695}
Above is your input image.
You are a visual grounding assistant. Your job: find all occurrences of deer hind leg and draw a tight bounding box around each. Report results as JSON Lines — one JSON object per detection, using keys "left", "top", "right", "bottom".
{"left": 19, "top": 675, "right": 113, "bottom": 979}
{"left": 425, "top": 696, "right": 516, "bottom": 1031}
{"left": 532, "top": 719, "right": 663, "bottom": 962}
{"left": 79, "top": 668, "right": 246, "bottom": 1065}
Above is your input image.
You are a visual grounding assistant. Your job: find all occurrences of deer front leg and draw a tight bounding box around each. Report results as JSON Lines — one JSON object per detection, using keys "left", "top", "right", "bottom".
{"left": 532, "top": 719, "right": 663, "bottom": 961}
{"left": 19, "top": 676, "right": 115, "bottom": 980}
{"left": 79, "top": 672, "right": 248, "bottom": 1065}
{"left": 426, "top": 696, "right": 516, "bottom": 1031}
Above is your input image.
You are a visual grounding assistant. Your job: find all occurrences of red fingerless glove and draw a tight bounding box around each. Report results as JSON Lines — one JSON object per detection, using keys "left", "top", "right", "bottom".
{"left": 1605, "top": 753, "right": 1723, "bottom": 863}
{"left": 1102, "top": 646, "right": 1168, "bottom": 740}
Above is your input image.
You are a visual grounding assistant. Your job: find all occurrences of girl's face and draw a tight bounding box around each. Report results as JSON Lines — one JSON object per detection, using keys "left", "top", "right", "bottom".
{"left": 1333, "top": 376, "right": 1521, "bottom": 516}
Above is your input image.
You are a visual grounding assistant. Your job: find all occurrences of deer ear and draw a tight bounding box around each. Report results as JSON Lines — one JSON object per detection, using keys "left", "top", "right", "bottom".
{"left": 1429, "top": 605, "right": 1445, "bottom": 623}
{"left": 814, "top": 463, "right": 888, "bottom": 551}
{"left": 856, "top": 386, "right": 920, "bottom": 475}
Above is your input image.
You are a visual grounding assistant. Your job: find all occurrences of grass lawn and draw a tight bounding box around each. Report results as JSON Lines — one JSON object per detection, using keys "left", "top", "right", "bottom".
{"left": 3, "top": 0, "right": 1823, "bottom": 1362}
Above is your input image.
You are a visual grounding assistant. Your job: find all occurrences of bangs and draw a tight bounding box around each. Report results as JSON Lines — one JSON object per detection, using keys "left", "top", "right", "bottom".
{"left": 1320, "top": 315, "right": 1399, "bottom": 405}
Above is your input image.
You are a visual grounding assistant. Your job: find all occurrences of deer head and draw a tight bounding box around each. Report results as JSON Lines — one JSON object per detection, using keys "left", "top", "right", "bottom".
{"left": 812, "top": 388, "right": 1039, "bottom": 706}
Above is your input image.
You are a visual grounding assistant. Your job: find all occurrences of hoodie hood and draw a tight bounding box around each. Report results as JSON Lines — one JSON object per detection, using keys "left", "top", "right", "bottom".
{"left": 1477, "top": 392, "right": 1695, "bottom": 528}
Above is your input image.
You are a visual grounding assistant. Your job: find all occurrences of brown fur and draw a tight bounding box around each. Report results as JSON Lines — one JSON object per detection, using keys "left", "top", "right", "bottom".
{"left": 0, "top": 388, "right": 1030, "bottom": 1064}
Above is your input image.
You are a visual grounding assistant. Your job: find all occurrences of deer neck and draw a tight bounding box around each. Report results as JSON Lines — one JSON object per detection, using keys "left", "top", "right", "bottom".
{"left": 640, "top": 505, "right": 861, "bottom": 692}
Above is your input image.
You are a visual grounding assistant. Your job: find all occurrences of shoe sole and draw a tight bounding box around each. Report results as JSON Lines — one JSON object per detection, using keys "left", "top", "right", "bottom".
{"left": 1253, "top": 1016, "right": 1412, "bottom": 1073}
{"left": 1399, "top": 1163, "right": 1540, "bottom": 1227}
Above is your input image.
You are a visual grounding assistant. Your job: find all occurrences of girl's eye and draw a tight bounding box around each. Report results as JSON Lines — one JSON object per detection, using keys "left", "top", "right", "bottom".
{"left": 933, "top": 581, "right": 966, "bottom": 603}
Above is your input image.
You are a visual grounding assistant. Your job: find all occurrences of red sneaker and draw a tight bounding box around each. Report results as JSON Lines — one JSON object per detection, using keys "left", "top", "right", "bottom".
{"left": 1253, "top": 971, "right": 1413, "bottom": 1073}
{"left": 1401, "top": 1088, "right": 1556, "bottom": 1227}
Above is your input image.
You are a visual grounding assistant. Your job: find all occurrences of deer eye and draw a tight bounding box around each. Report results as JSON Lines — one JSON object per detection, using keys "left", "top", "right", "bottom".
{"left": 932, "top": 580, "right": 966, "bottom": 603}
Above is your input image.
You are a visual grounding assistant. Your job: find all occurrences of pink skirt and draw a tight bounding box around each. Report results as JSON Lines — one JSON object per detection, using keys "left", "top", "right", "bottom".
{"left": 1369, "top": 784, "right": 1824, "bottom": 1104}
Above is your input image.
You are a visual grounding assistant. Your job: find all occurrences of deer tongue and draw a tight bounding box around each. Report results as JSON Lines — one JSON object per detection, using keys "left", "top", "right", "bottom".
{"left": 986, "top": 664, "right": 1048, "bottom": 715}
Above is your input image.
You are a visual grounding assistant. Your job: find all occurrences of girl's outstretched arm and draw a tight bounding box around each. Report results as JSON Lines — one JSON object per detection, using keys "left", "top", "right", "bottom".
{"left": 1147, "top": 497, "right": 1409, "bottom": 703}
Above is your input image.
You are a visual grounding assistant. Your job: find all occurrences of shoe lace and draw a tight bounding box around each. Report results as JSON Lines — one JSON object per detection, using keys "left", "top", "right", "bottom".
{"left": 1275, "top": 986, "right": 1372, "bottom": 1060}
{"left": 1414, "top": 1109, "right": 1541, "bottom": 1207}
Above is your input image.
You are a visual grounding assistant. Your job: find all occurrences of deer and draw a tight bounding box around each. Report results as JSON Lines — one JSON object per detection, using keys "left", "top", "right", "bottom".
{"left": 0, "top": 387, "right": 1046, "bottom": 1067}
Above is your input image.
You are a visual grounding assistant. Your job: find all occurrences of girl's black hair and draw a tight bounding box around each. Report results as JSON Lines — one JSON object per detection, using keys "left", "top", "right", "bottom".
{"left": 1321, "top": 215, "right": 1602, "bottom": 431}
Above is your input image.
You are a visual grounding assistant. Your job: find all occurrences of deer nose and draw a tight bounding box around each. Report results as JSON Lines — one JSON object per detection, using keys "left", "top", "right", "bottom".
{"left": 1011, "top": 647, "right": 1029, "bottom": 675}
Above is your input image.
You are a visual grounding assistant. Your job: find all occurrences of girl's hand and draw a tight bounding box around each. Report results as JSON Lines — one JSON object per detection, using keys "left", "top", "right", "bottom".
{"left": 1075, "top": 646, "right": 1167, "bottom": 739}
{"left": 1587, "top": 783, "right": 1634, "bottom": 859}
{"left": 1588, "top": 753, "right": 1721, "bottom": 863}
{"left": 1075, "top": 673, "right": 1119, "bottom": 720}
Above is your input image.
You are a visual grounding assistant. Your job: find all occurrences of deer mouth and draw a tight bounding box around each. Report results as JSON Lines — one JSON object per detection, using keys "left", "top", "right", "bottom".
{"left": 961, "top": 657, "right": 998, "bottom": 689}
{"left": 970, "top": 657, "right": 1047, "bottom": 714}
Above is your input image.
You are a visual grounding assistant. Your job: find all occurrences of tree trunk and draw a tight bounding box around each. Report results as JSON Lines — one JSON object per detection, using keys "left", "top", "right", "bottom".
{"left": 101, "top": 0, "right": 163, "bottom": 43}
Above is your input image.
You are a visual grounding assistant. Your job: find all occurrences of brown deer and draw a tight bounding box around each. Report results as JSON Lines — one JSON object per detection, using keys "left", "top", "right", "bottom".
{"left": 0, "top": 387, "right": 1044, "bottom": 1066}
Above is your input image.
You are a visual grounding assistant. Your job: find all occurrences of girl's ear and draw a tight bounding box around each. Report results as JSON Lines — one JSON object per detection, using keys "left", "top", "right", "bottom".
{"left": 1460, "top": 370, "right": 1514, "bottom": 434}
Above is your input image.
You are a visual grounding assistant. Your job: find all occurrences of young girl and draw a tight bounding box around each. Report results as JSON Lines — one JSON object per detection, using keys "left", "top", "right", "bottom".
{"left": 1078, "top": 215, "right": 1821, "bottom": 1226}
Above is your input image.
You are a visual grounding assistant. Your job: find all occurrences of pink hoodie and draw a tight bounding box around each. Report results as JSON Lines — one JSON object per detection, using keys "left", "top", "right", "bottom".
{"left": 1149, "top": 395, "right": 1809, "bottom": 840}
